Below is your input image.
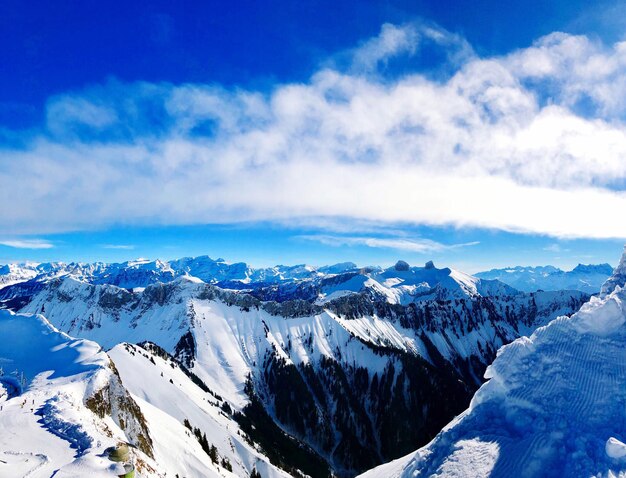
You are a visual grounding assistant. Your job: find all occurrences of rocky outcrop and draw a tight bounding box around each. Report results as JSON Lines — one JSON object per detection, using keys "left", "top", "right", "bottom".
{"left": 86, "top": 361, "right": 153, "bottom": 458}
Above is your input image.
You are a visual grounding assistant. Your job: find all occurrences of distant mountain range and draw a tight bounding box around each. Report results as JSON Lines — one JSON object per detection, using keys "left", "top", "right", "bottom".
{"left": 0, "top": 257, "right": 521, "bottom": 307}
{"left": 0, "top": 256, "right": 611, "bottom": 305}
{"left": 475, "top": 263, "right": 613, "bottom": 293}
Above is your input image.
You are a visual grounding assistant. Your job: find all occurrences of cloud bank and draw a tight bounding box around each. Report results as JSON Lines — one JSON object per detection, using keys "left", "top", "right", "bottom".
{"left": 0, "top": 23, "right": 625, "bottom": 238}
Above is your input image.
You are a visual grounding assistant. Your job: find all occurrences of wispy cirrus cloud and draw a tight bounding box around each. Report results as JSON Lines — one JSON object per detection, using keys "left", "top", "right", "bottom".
{"left": 1, "top": 24, "right": 626, "bottom": 239}
{"left": 543, "top": 243, "right": 571, "bottom": 253}
{"left": 298, "top": 234, "right": 479, "bottom": 253}
{"left": 101, "top": 244, "right": 135, "bottom": 250}
{"left": 349, "top": 22, "right": 421, "bottom": 72}
{"left": 0, "top": 239, "right": 54, "bottom": 249}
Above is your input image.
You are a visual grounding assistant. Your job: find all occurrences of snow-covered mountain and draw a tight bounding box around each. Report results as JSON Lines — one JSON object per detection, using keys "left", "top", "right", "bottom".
{"left": 2, "top": 260, "right": 587, "bottom": 476}
{"left": 0, "top": 309, "right": 296, "bottom": 478}
{"left": 224, "top": 260, "right": 520, "bottom": 306}
{"left": 0, "top": 256, "right": 518, "bottom": 306}
{"left": 476, "top": 263, "right": 613, "bottom": 293}
{"left": 0, "top": 263, "right": 42, "bottom": 289}
{"left": 359, "top": 247, "right": 626, "bottom": 478}
{"left": 0, "top": 256, "right": 349, "bottom": 292}
{"left": 0, "top": 256, "right": 514, "bottom": 301}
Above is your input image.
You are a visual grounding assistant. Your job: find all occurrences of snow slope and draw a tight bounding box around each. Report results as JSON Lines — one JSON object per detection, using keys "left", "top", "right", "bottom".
{"left": 0, "top": 310, "right": 156, "bottom": 477}
{"left": 360, "top": 248, "right": 626, "bottom": 478}
{"left": 0, "top": 309, "right": 289, "bottom": 478}
{"left": 108, "top": 342, "right": 291, "bottom": 478}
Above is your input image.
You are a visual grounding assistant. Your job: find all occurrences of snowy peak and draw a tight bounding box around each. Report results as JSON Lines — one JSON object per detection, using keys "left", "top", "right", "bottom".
{"left": 318, "top": 261, "right": 358, "bottom": 274}
{"left": 0, "top": 255, "right": 360, "bottom": 292}
{"left": 0, "top": 263, "right": 39, "bottom": 289}
{"left": 571, "top": 263, "right": 613, "bottom": 274}
{"left": 169, "top": 255, "right": 251, "bottom": 283}
{"left": 600, "top": 245, "right": 626, "bottom": 296}
{"left": 349, "top": 260, "right": 518, "bottom": 304}
{"left": 0, "top": 255, "right": 521, "bottom": 306}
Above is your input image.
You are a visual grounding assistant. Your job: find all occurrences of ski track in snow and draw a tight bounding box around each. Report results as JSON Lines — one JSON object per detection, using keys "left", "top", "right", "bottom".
{"left": 36, "top": 397, "right": 93, "bottom": 458}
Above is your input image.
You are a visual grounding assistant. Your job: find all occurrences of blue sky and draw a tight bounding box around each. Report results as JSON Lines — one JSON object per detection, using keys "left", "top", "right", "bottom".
{"left": 1, "top": 0, "right": 626, "bottom": 271}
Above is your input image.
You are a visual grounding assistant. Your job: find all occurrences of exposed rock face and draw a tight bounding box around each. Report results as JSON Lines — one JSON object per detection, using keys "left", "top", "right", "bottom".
{"left": 85, "top": 361, "right": 154, "bottom": 458}
{"left": 174, "top": 330, "right": 196, "bottom": 368}
{"left": 394, "top": 260, "right": 410, "bottom": 271}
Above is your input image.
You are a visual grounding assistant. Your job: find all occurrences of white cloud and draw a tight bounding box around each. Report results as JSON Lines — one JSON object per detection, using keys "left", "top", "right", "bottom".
{"left": 0, "top": 239, "right": 54, "bottom": 249}
{"left": 102, "top": 244, "right": 135, "bottom": 250}
{"left": 1, "top": 27, "right": 626, "bottom": 239}
{"left": 543, "top": 243, "right": 570, "bottom": 253}
{"left": 298, "top": 234, "right": 478, "bottom": 253}
{"left": 346, "top": 22, "right": 472, "bottom": 73}
{"left": 350, "top": 23, "right": 421, "bottom": 71}
{"left": 46, "top": 96, "right": 118, "bottom": 136}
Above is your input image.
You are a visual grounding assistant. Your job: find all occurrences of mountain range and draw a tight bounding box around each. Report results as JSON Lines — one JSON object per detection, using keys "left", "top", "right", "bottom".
{"left": 0, "top": 254, "right": 612, "bottom": 477}
{"left": 360, "top": 247, "right": 626, "bottom": 478}
{"left": 0, "top": 256, "right": 612, "bottom": 301}
{"left": 475, "top": 263, "right": 613, "bottom": 293}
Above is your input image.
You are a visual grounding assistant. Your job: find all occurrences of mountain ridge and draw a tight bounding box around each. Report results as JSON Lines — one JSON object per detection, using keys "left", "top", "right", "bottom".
{"left": 359, "top": 248, "right": 626, "bottom": 478}
{"left": 5, "top": 267, "right": 587, "bottom": 476}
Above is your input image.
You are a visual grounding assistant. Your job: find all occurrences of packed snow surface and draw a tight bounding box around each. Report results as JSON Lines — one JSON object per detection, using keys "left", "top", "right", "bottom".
{"left": 360, "top": 252, "right": 626, "bottom": 478}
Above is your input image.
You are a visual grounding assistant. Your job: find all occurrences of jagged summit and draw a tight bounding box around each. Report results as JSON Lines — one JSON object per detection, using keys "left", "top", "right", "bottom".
{"left": 394, "top": 260, "right": 410, "bottom": 271}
